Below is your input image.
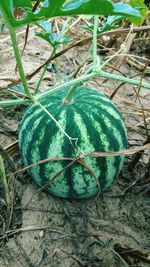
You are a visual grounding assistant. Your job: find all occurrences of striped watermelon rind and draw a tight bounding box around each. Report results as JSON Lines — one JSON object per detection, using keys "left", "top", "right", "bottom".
{"left": 19, "top": 86, "right": 128, "bottom": 198}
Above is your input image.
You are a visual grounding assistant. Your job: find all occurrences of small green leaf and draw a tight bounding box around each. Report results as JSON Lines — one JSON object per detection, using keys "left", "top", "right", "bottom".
{"left": 81, "top": 15, "right": 125, "bottom": 33}
{"left": 113, "top": 2, "right": 141, "bottom": 17}
{"left": 35, "top": 21, "right": 73, "bottom": 48}
{"left": 128, "top": 0, "right": 148, "bottom": 24}
{"left": 36, "top": 20, "right": 52, "bottom": 34}
{"left": 9, "top": 84, "right": 25, "bottom": 94}
{"left": 106, "top": 15, "right": 125, "bottom": 26}
{"left": 35, "top": 32, "right": 52, "bottom": 45}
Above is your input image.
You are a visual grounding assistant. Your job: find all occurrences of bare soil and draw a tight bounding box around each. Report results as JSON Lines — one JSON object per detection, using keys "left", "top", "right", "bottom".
{"left": 0, "top": 18, "right": 150, "bottom": 267}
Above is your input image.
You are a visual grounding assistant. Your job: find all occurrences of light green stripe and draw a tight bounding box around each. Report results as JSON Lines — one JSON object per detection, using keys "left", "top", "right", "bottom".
{"left": 43, "top": 110, "right": 70, "bottom": 194}
{"left": 101, "top": 114, "right": 124, "bottom": 149}
{"left": 80, "top": 95, "right": 125, "bottom": 123}
{"left": 72, "top": 111, "right": 100, "bottom": 192}
{"left": 92, "top": 118, "right": 116, "bottom": 187}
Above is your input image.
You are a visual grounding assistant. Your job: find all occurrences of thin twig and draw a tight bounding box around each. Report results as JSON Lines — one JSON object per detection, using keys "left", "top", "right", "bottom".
{"left": 110, "top": 247, "right": 129, "bottom": 267}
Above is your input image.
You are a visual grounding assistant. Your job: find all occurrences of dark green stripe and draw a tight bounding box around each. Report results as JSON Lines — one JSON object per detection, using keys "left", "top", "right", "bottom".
{"left": 64, "top": 105, "right": 94, "bottom": 197}
{"left": 20, "top": 95, "right": 60, "bottom": 124}
{"left": 38, "top": 121, "right": 59, "bottom": 186}
{"left": 91, "top": 112, "right": 122, "bottom": 183}
{"left": 61, "top": 106, "right": 80, "bottom": 197}
{"left": 81, "top": 95, "right": 126, "bottom": 127}
{"left": 41, "top": 95, "right": 62, "bottom": 103}
{"left": 20, "top": 101, "right": 61, "bottom": 145}
{"left": 22, "top": 105, "right": 62, "bottom": 180}
{"left": 24, "top": 114, "right": 51, "bottom": 165}
{"left": 77, "top": 100, "right": 127, "bottom": 148}
{"left": 37, "top": 106, "right": 65, "bottom": 186}
{"left": 75, "top": 87, "right": 104, "bottom": 99}
{"left": 74, "top": 106, "right": 108, "bottom": 190}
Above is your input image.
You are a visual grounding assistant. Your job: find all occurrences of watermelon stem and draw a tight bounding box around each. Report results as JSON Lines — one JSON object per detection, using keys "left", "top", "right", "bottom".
{"left": 38, "top": 70, "right": 150, "bottom": 102}
{"left": 63, "top": 84, "right": 80, "bottom": 105}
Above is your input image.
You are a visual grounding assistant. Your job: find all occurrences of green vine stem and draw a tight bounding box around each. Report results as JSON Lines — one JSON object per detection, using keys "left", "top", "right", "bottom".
{"left": 0, "top": 4, "right": 150, "bottom": 107}
{"left": 0, "top": 3, "right": 35, "bottom": 102}
{"left": 93, "top": 15, "right": 99, "bottom": 66}
{"left": 35, "top": 63, "right": 49, "bottom": 94}
{"left": 63, "top": 84, "right": 80, "bottom": 104}
{"left": 34, "top": 47, "right": 57, "bottom": 94}
{"left": 9, "top": 25, "right": 35, "bottom": 102}
{"left": 0, "top": 69, "right": 150, "bottom": 107}
{"left": 37, "top": 70, "right": 150, "bottom": 101}
{"left": 0, "top": 99, "right": 30, "bottom": 107}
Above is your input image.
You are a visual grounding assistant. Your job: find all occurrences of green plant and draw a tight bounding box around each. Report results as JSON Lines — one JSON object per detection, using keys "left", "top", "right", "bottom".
{"left": 0, "top": 0, "right": 149, "bottom": 198}
{"left": 0, "top": 0, "right": 149, "bottom": 108}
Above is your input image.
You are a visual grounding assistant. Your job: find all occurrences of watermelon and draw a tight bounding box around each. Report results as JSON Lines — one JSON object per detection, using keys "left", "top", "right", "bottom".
{"left": 19, "top": 86, "right": 127, "bottom": 198}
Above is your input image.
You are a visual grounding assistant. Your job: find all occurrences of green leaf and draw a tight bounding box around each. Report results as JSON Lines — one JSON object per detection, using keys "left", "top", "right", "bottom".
{"left": 62, "top": 0, "right": 90, "bottom": 10}
{"left": 128, "top": 0, "right": 148, "bottom": 24}
{"left": 35, "top": 32, "right": 53, "bottom": 45}
{"left": 0, "top": 0, "right": 14, "bottom": 25}
{"left": 81, "top": 15, "right": 124, "bottom": 33}
{"left": 36, "top": 20, "right": 52, "bottom": 34}
{"left": 9, "top": 84, "right": 25, "bottom": 94}
{"left": 13, "top": 0, "right": 32, "bottom": 8}
{"left": 106, "top": 15, "right": 124, "bottom": 26}
{"left": 0, "top": 0, "right": 143, "bottom": 28}
{"left": 35, "top": 20, "right": 73, "bottom": 47}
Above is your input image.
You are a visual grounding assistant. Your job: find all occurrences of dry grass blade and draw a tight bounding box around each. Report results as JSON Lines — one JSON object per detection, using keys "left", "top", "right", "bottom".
{"left": 86, "top": 143, "right": 150, "bottom": 157}
{"left": 110, "top": 247, "right": 129, "bottom": 267}
{"left": 23, "top": 156, "right": 99, "bottom": 207}
{"left": 8, "top": 143, "right": 150, "bottom": 178}
{"left": 135, "top": 55, "right": 150, "bottom": 101}
{"left": 0, "top": 225, "right": 63, "bottom": 240}
{"left": 114, "top": 244, "right": 150, "bottom": 264}
{"left": 0, "top": 155, "right": 10, "bottom": 209}
{"left": 4, "top": 141, "right": 19, "bottom": 156}
{"left": 0, "top": 145, "right": 16, "bottom": 172}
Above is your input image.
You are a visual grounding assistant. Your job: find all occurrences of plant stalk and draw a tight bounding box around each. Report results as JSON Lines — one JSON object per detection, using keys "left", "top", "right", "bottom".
{"left": 0, "top": 99, "right": 30, "bottom": 107}
{"left": 1, "top": 69, "right": 150, "bottom": 107}
{"left": 8, "top": 25, "right": 35, "bottom": 101}
{"left": 63, "top": 84, "right": 80, "bottom": 104}
{"left": 0, "top": 3, "right": 35, "bottom": 102}
{"left": 93, "top": 15, "right": 99, "bottom": 66}
{"left": 35, "top": 47, "right": 57, "bottom": 94}
{"left": 37, "top": 69, "right": 150, "bottom": 101}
